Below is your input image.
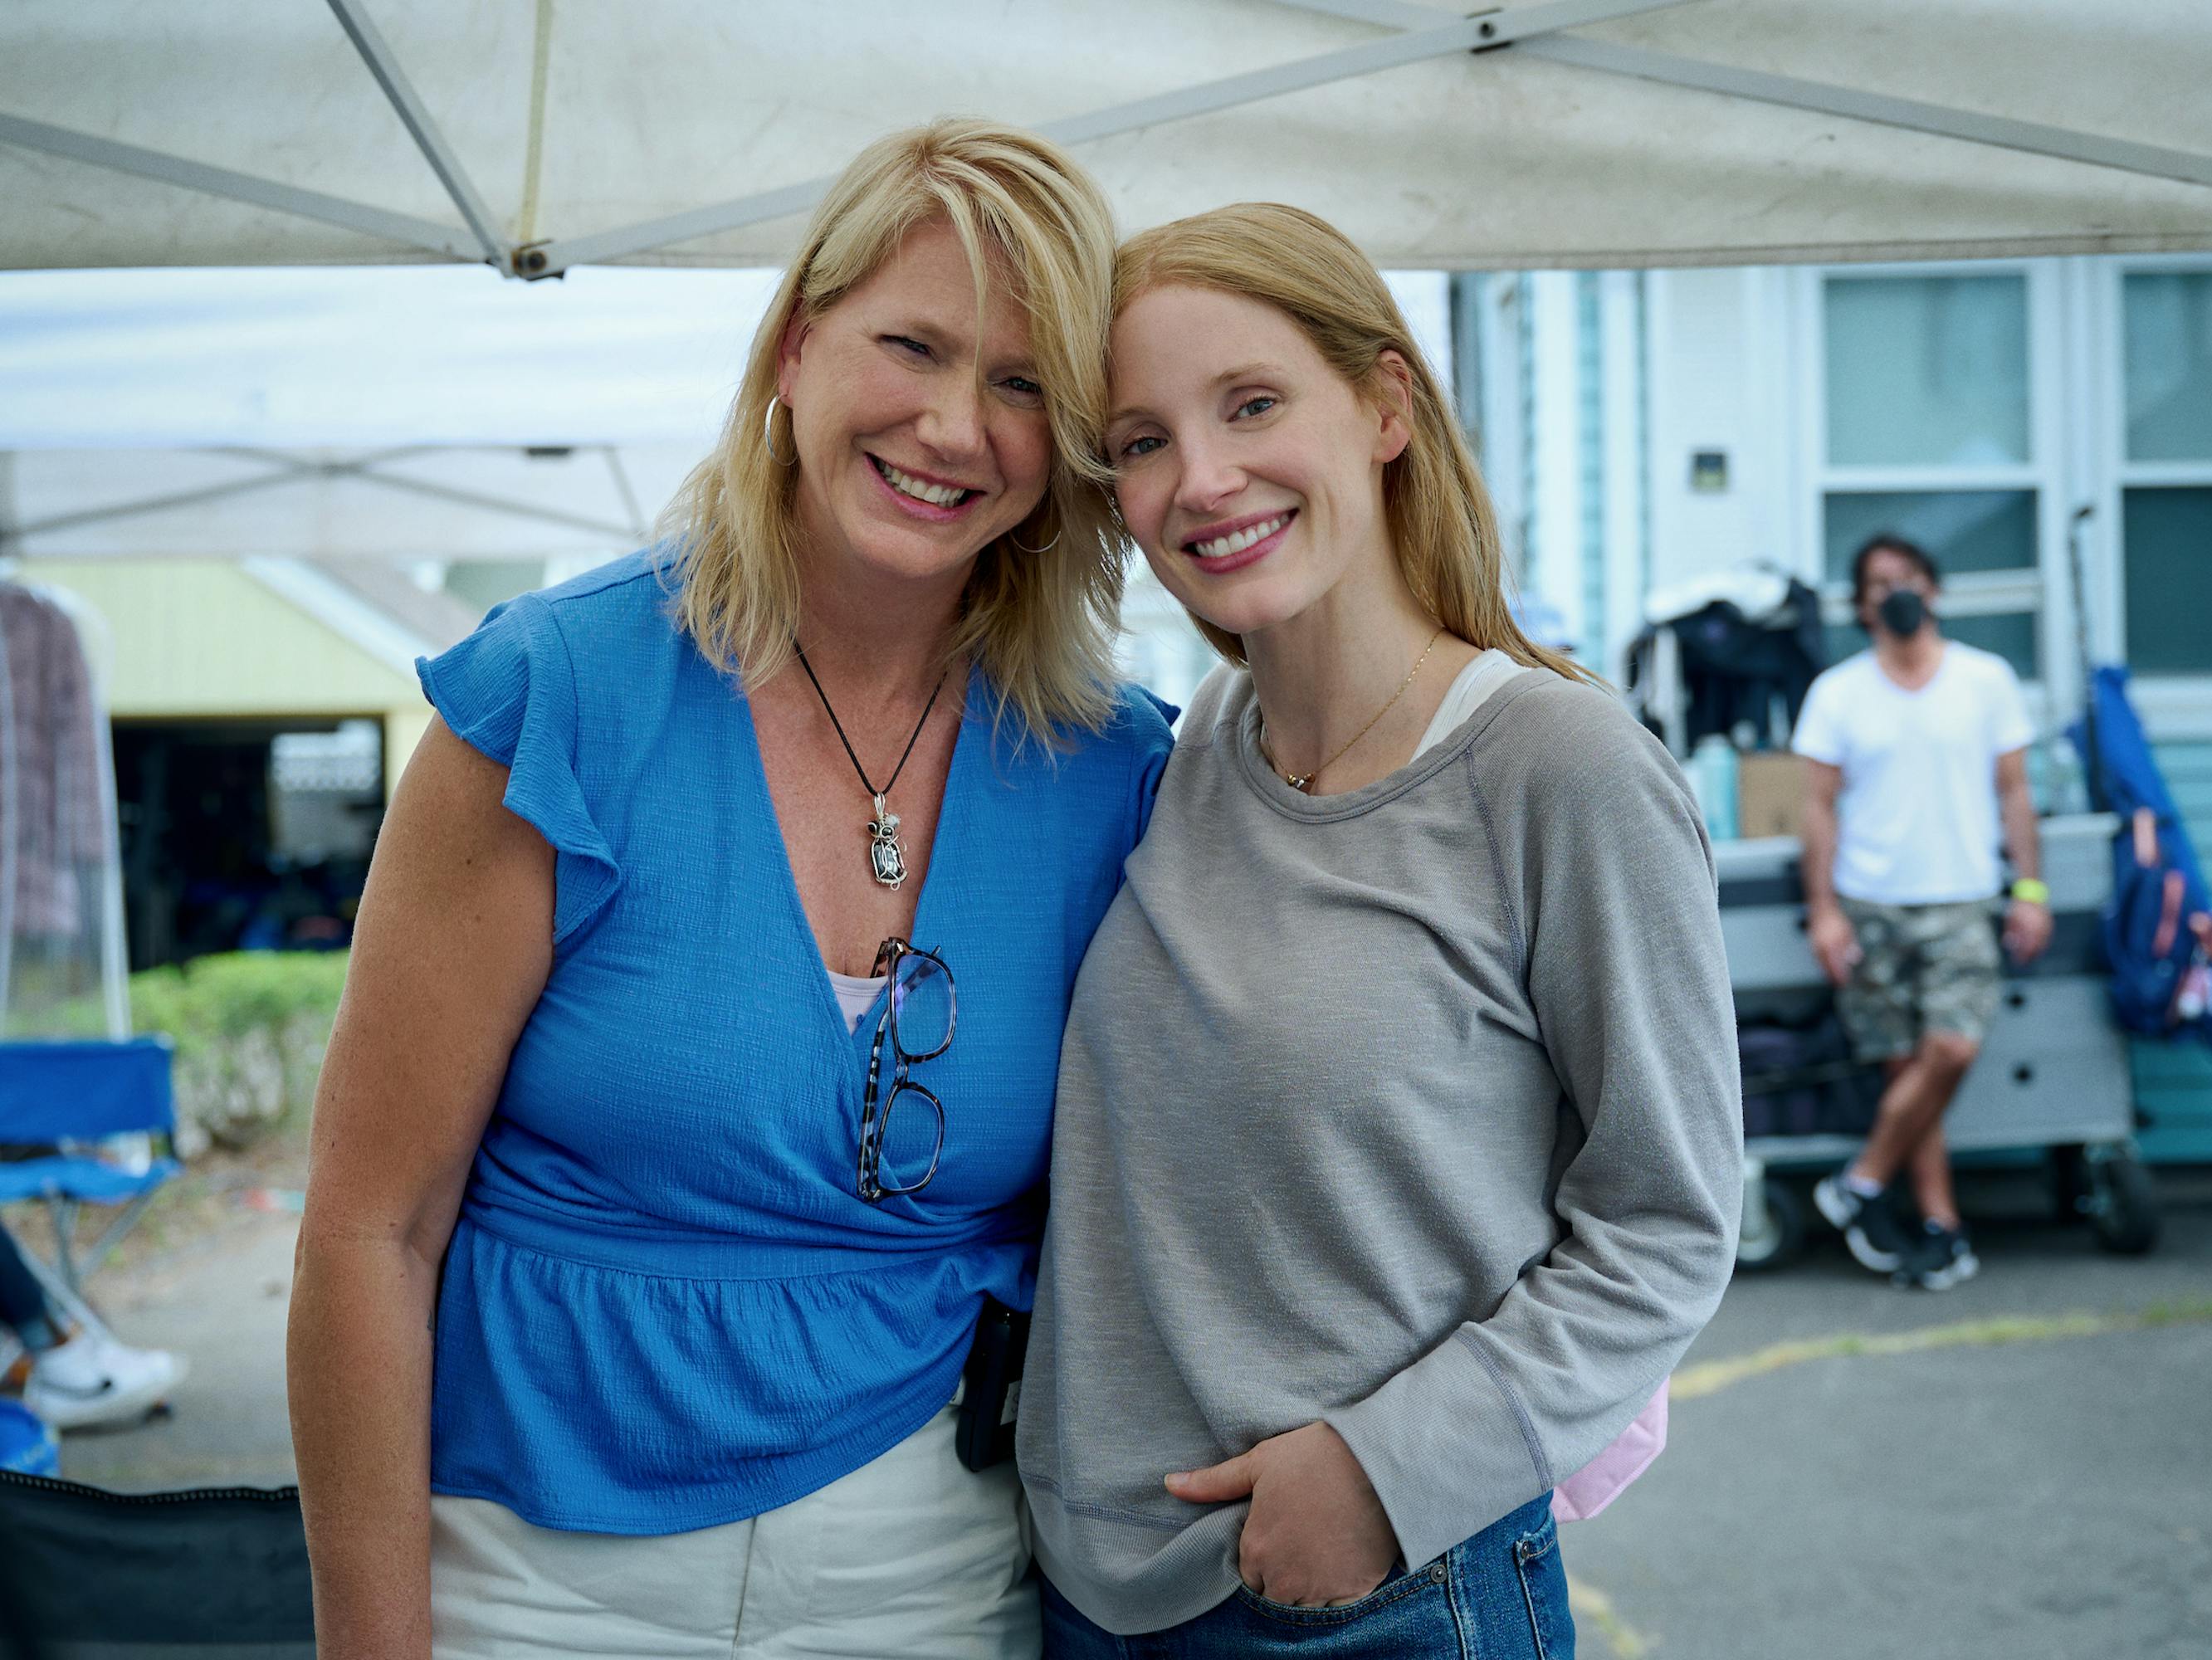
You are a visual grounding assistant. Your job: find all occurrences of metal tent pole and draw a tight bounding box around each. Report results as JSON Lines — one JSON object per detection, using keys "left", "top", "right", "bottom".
{"left": 1521, "top": 35, "right": 2212, "bottom": 193}
{"left": 1276, "top": 0, "right": 2212, "bottom": 194}
{"left": 529, "top": 0, "right": 1697, "bottom": 276}
{"left": 323, "top": 0, "right": 513, "bottom": 271}
{"left": 0, "top": 112, "right": 485, "bottom": 261}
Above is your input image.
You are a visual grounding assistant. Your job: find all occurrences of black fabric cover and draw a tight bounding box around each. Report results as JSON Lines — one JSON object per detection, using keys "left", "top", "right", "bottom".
{"left": 0, "top": 1472, "right": 313, "bottom": 1658}
{"left": 1739, "top": 1008, "right": 1885, "bottom": 1139}
{"left": 1628, "top": 577, "right": 1829, "bottom": 753}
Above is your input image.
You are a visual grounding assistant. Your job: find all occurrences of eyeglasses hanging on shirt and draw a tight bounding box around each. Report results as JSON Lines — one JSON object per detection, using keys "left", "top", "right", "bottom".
{"left": 856, "top": 937, "right": 956, "bottom": 1203}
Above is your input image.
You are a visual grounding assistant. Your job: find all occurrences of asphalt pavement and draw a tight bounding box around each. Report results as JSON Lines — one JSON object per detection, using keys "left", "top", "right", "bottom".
{"left": 1566, "top": 1164, "right": 2212, "bottom": 1660}
{"left": 46, "top": 1165, "right": 2212, "bottom": 1659}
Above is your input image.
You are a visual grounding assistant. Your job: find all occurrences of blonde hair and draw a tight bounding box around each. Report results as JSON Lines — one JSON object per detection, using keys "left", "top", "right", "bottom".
{"left": 667, "top": 120, "right": 1124, "bottom": 742}
{"left": 1112, "top": 203, "right": 1588, "bottom": 683}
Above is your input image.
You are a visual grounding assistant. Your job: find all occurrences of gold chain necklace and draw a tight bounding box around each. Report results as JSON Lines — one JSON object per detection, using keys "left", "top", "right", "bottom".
{"left": 1258, "top": 626, "right": 1446, "bottom": 793}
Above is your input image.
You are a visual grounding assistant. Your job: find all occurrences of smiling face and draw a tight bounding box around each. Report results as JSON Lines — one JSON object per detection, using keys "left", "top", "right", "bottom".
{"left": 777, "top": 217, "right": 1055, "bottom": 588}
{"left": 1106, "top": 283, "right": 1409, "bottom": 643}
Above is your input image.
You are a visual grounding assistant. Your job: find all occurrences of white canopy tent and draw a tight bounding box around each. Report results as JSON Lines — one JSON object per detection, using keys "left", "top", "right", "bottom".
{"left": 2, "top": 444, "right": 688, "bottom": 564}
{"left": 4, "top": 0, "right": 2210, "bottom": 279}
{"left": 2, "top": 0, "right": 2206, "bottom": 612}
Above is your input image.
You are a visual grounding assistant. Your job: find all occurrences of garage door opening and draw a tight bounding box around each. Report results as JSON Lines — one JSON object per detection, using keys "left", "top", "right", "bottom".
{"left": 112, "top": 717, "right": 383, "bottom": 970}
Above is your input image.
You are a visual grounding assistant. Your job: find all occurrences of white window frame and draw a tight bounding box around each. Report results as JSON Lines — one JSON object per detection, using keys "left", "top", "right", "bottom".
{"left": 2096, "top": 252, "right": 2212, "bottom": 739}
{"left": 1790, "top": 260, "right": 2069, "bottom": 728}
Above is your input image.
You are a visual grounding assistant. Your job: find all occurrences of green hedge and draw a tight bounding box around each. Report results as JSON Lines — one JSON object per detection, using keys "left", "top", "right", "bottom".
{"left": 125, "top": 952, "right": 351, "bottom": 1155}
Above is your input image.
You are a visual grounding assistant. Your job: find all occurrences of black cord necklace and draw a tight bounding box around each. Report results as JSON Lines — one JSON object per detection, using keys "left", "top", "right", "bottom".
{"left": 794, "top": 645, "right": 950, "bottom": 890}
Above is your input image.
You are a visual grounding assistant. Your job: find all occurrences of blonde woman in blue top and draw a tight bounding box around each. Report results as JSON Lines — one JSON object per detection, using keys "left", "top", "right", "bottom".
{"left": 287, "top": 120, "right": 1170, "bottom": 1660}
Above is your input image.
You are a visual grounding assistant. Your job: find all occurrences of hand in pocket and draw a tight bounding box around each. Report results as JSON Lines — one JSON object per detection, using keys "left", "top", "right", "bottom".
{"left": 1165, "top": 1421, "right": 1399, "bottom": 1608}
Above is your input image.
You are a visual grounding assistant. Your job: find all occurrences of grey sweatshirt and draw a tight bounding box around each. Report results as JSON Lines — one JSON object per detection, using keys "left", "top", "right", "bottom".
{"left": 1018, "top": 664, "right": 1743, "bottom": 1634}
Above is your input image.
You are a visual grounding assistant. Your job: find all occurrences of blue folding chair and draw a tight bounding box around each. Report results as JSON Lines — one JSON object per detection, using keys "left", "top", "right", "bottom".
{"left": 0, "top": 1401, "right": 57, "bottom": 1477}
{"left": 0, "top": 1038, "right": 179, "bottom": 1307}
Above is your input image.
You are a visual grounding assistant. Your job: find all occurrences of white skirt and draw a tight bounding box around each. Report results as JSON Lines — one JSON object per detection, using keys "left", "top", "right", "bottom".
{"left": 429, "top": 1401, "right": 1037, "bottom": 1658}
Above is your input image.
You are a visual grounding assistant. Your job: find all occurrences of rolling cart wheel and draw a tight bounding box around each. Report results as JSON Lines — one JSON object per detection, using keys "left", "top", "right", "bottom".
{"left": 1735, "top": 1178, "right": 1803, "bottom": 1273}
{"left": 2048, "top": 1145, "right": 2091, "bottom": 1224}
{"left": 2086, "top": 1151, "right": 2161, "bottom": 1256}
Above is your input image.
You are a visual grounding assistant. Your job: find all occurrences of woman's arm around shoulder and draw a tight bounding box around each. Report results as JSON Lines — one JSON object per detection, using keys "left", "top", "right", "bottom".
{"left": 286, "top": 720, "right": 555, "bottom": 1660}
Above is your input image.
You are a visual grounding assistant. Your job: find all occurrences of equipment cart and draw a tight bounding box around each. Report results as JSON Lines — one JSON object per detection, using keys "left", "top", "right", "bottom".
{"left": 1720, "top": 812, "right": 2159, "bottom": 1270}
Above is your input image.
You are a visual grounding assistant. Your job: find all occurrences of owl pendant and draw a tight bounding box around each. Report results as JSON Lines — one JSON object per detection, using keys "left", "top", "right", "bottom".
{"left": 867, "top": 793, "right": 907, "bottom": 889}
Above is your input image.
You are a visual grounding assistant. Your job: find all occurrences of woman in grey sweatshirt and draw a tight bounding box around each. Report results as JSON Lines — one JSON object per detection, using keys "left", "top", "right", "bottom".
{"left": 1017, "top": 203, "right": 1743, "bottom": 1658}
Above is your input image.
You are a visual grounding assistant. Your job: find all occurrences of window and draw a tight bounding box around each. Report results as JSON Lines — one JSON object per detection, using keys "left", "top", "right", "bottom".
{"left": 1826, "top": 276, "right": 2029, "bottom": 467}
{"left": 2125, "top": 273, "right": 2212, "bottom": 462}
{"left": 1821, "top": 613, "right": 2041, "bottom": 679}
{"left": 1816, "top": 271, "right": 2044, "bottom": 679}
{"left": 2120, "top": 272, "right": 2212, "bottom": 676}
{"left": 2122, "top": 486, "right": 2212, "bottom": 676}
{"left": 1822, "top": 490, "right": 2038, "bottom": 583}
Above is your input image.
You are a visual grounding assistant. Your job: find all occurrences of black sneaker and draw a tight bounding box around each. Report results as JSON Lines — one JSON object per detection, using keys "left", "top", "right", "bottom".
{"left": 1894, "top": 1222, "right": 1980, "bottom": 1291}
{"left": 1813, "top": 1174, "right": 1917, "bottom": 1273}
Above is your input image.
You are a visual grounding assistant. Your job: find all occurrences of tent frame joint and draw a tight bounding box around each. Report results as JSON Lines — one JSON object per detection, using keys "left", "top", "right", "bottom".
{"left": 322, "top": 0, "right": 514, "bottom": 272}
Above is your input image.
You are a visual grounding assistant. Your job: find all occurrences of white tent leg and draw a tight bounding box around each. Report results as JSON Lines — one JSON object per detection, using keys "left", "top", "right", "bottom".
{"left": 0, "top": 112, "right": 483, "bottom": 261}
{"left": 603, "top": 448, "right": 648, "bottom": 542}
{"left": 323, "top": 0, "right": 512, "bottom": 271}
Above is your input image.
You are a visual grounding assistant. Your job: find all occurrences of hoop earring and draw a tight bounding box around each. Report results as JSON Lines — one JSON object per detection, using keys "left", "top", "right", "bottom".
{"left": 1010, "top": 520, "right": 1061, "bottom": 554}
{"left": 763, "top": 395, "right": 793, "bottom": 466}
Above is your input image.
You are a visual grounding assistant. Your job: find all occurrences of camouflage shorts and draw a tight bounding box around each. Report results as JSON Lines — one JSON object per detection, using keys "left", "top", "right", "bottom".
{"left": 1834, "top": 896, "right": 2004, "bottom": 1062}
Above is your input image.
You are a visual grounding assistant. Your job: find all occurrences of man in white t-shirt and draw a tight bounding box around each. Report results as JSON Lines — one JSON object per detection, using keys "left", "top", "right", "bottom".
{"left": 1793, "top": 535, "right": 2051, "bottom": 1290}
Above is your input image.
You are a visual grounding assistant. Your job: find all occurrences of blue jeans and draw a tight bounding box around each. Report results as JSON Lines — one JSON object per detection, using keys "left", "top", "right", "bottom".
{"left": 0, "top": 1224, "right": 59, "bottom": 1349}
{"left": 1040, "top": 1492, "right": 1573, "bottom": 1659}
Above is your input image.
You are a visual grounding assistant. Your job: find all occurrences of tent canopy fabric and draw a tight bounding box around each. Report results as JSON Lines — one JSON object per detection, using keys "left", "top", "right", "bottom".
{"left": 3, "top": 0, "right": 2210, "bottom": 276}
{"left": 3, "top": 445, "right": 694, "bottom": 563}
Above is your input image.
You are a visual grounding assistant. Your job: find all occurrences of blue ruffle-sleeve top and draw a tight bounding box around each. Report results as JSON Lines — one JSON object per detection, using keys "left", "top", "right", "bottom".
{"left": 413, "top": 550, "right": 1174, "bottom": 1535}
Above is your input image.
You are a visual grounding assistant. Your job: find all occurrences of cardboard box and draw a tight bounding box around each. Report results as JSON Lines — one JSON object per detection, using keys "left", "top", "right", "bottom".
{"left": 1736, "top": 752, "right": 1806, "bottom": 841}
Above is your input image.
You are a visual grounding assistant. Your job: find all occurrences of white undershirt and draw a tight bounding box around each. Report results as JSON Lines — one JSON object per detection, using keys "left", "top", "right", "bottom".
{"left": 1410, "top": 649, "right": 1518, "bottom": 761}
{"left": 828, "top": 969, "right": 886, "bottom": 1035}
{"left": 818, "top": 653, "right": 1516, "bottom": 1030}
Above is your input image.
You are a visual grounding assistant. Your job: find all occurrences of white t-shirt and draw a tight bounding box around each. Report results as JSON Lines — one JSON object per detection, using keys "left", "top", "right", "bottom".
{"left": 1790, "top": 642, "right": 2034, "bottom": 906}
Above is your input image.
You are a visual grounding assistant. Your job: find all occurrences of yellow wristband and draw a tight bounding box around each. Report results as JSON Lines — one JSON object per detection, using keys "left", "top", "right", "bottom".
{"left": 2009, "top": 878, "right": 2050, "bottom": 906}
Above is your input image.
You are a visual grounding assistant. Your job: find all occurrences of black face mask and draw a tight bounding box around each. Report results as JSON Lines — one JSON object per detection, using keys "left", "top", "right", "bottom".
{"left": 1877, "top": 589, "right": 1928, "bottom": 637}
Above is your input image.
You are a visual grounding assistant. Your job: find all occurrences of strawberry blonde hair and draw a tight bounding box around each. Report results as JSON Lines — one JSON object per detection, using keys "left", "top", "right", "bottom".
{"left": 1114, "top": 203, "right": 1586, "bottom": 682}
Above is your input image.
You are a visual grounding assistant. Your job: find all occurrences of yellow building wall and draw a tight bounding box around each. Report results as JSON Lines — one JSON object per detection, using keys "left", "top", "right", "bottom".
{"left": 383, "top": 707, "right": 433, "bottom": 798}
{"left": 17, "top": 559, "right": 432, "bottom": 799}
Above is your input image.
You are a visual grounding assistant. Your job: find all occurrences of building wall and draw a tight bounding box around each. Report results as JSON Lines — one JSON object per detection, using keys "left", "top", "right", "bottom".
{"left": 1494, "top": 256, "right": 2212, "bottom": 1161}
{"left": 1629, "top": 257, "right": 2212, "bottom": 741}
{"left": 16, "top": 557, "right": 433, "bottom": 799}
{"left": 1643, "top": 268, "right": 1795, "bottom": 597}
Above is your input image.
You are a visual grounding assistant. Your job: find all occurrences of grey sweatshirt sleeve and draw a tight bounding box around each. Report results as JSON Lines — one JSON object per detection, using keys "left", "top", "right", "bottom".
{"left": 1326, "top": 686, "right": 1743, "bottom": 1570}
